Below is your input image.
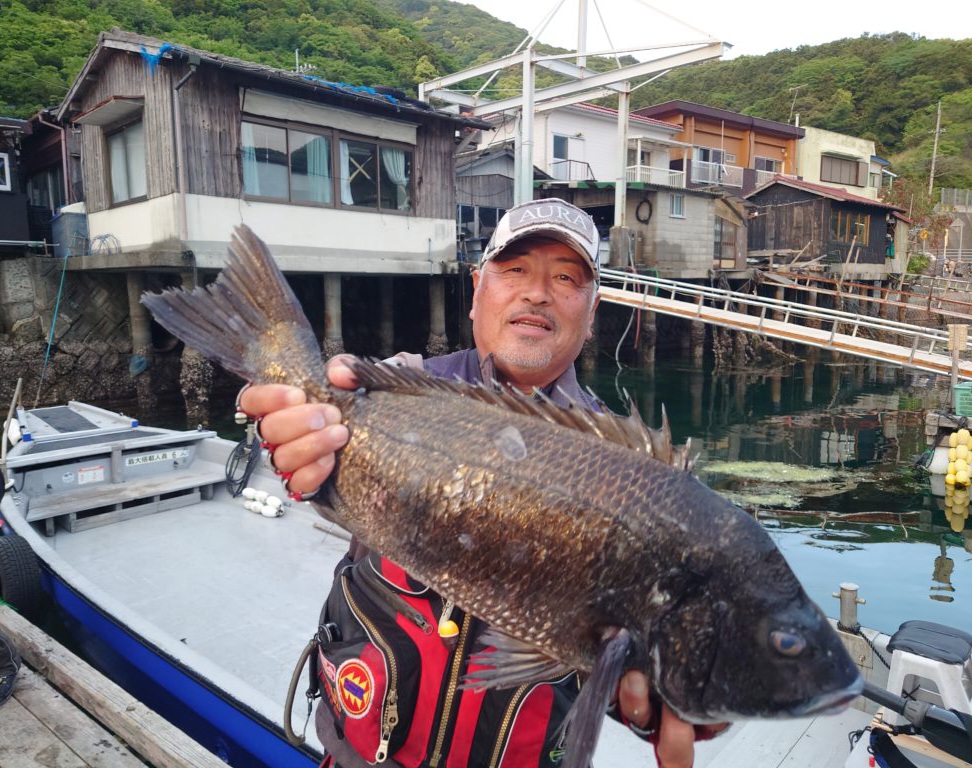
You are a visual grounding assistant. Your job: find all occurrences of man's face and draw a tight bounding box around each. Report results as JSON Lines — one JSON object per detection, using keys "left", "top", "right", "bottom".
{"left": 470, "top": 236, "right": 599, "bottom": 392}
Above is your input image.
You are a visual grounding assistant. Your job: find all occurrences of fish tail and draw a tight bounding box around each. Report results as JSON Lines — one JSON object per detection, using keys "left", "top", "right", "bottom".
{"left": 561, "top": 628, "right": 633, "bottom": 768}
{"left": 140, "top": 225, "right": 327, "bottom": 394}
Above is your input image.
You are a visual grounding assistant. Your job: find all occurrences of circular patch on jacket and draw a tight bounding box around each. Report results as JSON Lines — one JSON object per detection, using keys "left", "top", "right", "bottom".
{"left": 336, "top": 659, "right": 374, "bottom": 718}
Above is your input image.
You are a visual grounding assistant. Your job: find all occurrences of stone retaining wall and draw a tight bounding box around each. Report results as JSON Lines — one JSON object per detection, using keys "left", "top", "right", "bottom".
{"left": 0, "top": 255, "right": 180, "bottom": 407}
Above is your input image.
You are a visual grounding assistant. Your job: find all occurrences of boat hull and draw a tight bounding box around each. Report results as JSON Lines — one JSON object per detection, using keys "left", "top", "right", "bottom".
{"left": 39, "top": 565, "right": 320, "bottom": 767}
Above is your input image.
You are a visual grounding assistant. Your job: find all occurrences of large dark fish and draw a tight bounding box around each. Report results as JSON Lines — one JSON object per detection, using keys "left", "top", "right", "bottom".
{"left": 142, "top": 225, "right": 863, "bottom": 768}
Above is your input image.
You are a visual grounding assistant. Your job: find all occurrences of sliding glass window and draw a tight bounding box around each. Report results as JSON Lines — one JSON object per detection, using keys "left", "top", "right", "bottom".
{"left": 290, "top": 130, "right": 333, "bottom": 204}
{"left": 242, "top": 119, "right": 412, "bottom": 213}
{"left": 241, "top": 122, "right": 288, "bottom": 200}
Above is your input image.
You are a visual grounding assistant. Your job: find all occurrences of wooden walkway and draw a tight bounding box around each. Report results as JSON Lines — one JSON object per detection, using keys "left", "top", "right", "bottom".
{"left": 598, "top": 271, "right": 972, "bottom": 380}
{"left": 0, "top": 604, "right": 225, "bottom": 768}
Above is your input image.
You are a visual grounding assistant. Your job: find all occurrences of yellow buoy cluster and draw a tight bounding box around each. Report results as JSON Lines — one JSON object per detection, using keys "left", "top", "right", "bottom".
{"left": 945, "top": 429, "right": 972, "bottom": 532}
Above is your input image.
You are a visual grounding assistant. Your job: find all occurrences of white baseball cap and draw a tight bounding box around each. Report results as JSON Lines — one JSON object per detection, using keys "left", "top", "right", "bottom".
{"left": 480, "top": 198, "right": 600, "bottom": 282}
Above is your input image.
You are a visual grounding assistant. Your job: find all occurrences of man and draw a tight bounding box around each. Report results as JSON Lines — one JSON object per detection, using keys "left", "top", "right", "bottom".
{"left": 242, "top": 199, "right": 723, "bottom": 767}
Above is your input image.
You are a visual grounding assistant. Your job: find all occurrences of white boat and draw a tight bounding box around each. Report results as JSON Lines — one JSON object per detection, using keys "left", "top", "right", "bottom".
{"left": 1, "top": 400, "right": 968, "bottom": 767}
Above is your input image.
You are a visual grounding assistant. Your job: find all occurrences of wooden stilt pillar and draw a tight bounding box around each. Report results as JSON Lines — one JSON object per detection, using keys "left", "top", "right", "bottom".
{"left": 427, "top": 276, "right": 448, "bottom": 357}
{"left": 178, "top": 269, "right": 213, "bottom": 428}
{"left": 771, "top": 373, "right": 782, "bottom": 412}
{"left": 126, "top": 271, "right": 156, "bottom": 415}
{"left": 379, "top": 277, "right": 394, "bottom": 359}
{"left": 323, "top": 274, "right": 344, "bottom": 359}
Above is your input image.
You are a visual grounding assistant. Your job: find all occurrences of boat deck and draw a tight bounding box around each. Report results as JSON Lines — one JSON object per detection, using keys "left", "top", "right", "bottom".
{"left": 44, "top": 481, "right": 883, "bottom": 766}
{"left": 49, "top": 488, "right": 352, "bottom": 712}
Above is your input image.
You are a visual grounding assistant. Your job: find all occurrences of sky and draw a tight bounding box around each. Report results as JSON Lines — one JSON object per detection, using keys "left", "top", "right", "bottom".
{"left": 457, "top": 0, "right": 965, "bottom": 60}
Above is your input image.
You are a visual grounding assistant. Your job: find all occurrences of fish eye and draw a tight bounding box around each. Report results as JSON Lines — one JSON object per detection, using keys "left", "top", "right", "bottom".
{"left": 770, "top": 630, "right": 806, "bottom": 657}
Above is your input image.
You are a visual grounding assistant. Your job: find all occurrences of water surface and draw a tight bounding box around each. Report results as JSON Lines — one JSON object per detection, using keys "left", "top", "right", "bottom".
{"left": 105, "top": 349, "right": 971, "bottom": 636}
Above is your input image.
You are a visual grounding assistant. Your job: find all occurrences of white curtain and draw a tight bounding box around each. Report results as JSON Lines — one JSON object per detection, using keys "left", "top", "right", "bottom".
{"left": 241, "top": 122, "right": 260, "bottom": 196}
{"left": 381, "top": 147, "right": 409, "bottom": 209}
{"left": 108, "top": 132, "right": 129, "bottom": 203}
{"left": 127, "top": 121, "right": 146, "bottom": 199}
{"left": 339, "top": 140, "right": 353, "bottom": 205}
{"left": 306, "top": 136, "right": 332, "bottom": 204}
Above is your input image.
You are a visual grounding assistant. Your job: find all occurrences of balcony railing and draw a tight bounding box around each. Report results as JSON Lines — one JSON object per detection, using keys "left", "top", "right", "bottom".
{"left": 549, "top": 159, "right": 595, "bottom": 182}
{"left": 691, "top": 160, "right": 743, "bottom": 187}
{"left": 625, "top": 165, "right": 685, "bottom": 188}
{"left": 754, "top": 170, "right": 797, "bottom": 188}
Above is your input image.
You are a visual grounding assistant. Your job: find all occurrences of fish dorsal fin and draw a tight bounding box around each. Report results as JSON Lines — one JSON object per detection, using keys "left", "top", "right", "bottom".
{"left": 347, "top": 359, "right": 694, "bottom": 470}
{"left": 461, "top": 627, "right": 574, "bottom": 690}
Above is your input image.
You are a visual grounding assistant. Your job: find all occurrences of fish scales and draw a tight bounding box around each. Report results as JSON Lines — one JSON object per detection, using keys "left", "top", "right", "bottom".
{"left": 330, "top": 386, "right": 664, "bottom": 670}
{"left": 141, "top": 224, "right": 864, "bottom": 768}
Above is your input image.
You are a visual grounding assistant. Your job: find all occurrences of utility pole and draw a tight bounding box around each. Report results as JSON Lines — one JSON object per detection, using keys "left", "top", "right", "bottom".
{"left": 929, "top": 99, "right": 942, "bottom": 196}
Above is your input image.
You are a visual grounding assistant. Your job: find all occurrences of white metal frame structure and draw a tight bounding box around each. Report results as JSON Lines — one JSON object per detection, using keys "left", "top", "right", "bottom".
{"left": 418, "top": 0, "right": 726, "bottom": 215}
{"left": 599, "top": 267, "right": 972, "bottom": 379}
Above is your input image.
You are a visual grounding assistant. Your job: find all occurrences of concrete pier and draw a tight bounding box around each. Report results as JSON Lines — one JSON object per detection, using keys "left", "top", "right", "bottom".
{"left": 637, "top": 307, "right": 656, "bottom": 368}
{"left": 125, "top": 271, "right": 155, "bottom": 414}
{"left": 426, "top": 276, "right": 448, "bottom": 357}
{"left": 379, "top": 276, "right": 394, "bottom": 358}
{"left": 178, "top": 270, "right": 213, "bottom": 428}
{"left": 322, "top": 274, "right": 344, "bottom": 359}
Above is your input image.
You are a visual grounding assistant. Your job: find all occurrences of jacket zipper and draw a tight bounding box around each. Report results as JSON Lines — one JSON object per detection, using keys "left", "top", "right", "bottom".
{"left": 341, "top": 572, "right": 400, "bottom": 763}
{"left": 428, "top": 612, "right": 473, "bottom": 767}
{"left": 487, "top": 683, "right": 530, "bottom": 768}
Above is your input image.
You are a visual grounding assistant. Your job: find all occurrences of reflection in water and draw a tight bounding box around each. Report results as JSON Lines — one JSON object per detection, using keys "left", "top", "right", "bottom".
{"left": 931, "top": 539, "right": 955, "bottom": 603}
{"left": 581, "top": 352, "right": 970, "bottom": 634}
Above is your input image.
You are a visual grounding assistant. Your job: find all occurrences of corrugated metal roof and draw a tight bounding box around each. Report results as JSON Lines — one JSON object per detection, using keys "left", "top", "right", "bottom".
{"left": 59, "top": 29, "right": 488, "bottom": 129}
{"left": 745, "top": 174, "right": 903, "bottom": 211}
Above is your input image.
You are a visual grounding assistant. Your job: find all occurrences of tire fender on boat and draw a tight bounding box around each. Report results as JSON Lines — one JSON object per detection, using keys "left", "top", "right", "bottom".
{"left": 0, "top": 534, "right": 44, "bottom": 621}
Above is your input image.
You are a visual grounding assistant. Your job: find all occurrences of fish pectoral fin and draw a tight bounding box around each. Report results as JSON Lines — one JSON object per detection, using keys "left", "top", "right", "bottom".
{"left": 559, "top": 627, "right": 634, "bottom": 768}
{"left": 460, "top": 627, "right": 573, "bottom": 690}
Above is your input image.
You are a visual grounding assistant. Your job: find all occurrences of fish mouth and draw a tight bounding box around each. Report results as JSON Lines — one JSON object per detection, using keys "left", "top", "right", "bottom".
{"left": 789, "top": 675, "right": 864, "bottom": 717}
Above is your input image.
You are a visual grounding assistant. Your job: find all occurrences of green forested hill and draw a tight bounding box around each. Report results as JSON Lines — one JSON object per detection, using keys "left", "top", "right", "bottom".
{"left": 0, "top": 0, "right": 458, "bottom": 117}
{"left": 625, "top": 33, "right": 972, "bottom": 188}
{"left": 1, "top": 0, "right": 970, "bottom": 188}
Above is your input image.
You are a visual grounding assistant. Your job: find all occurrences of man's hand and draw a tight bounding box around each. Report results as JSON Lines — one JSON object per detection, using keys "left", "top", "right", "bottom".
{"left": 618, "top": 671, "right": 728, "bottom": 768}
{"left": 238, "top": 358, "right": 355, "bottom": 496}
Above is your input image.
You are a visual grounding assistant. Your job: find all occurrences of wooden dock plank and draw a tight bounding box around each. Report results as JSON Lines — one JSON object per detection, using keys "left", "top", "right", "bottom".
{"left": 3, "top": 665, "right": 145, "bottom": 768}
{"left": 1, "top": 688, "right": 88, "bottom": 768}
{"left": 0, "top": 605, "right": 225, "bottom": 768}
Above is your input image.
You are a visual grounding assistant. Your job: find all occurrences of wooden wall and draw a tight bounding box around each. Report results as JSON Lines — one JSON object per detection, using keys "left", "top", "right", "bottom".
{"left": 456, "top": 173, "right": 513, "bottom": 209}
{"left": 747, "top": 186, "right": 828, "bottom": 255}
{"left": 79, "top": 49, "right": 459, "bottom": 220}
{"left": 78, "top": 52, "right": 177, "bottom": 213}
{"left": 748, "top": 185, "right": 889, "bottom": 264}
{"left": 177, "top": 66, "right": 241, "bottom": 198}
{"left": 412, "top": 116, "right": 456, "bottom": 220}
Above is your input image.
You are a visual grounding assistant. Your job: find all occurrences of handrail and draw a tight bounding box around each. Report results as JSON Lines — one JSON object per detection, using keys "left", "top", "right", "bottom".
{"left": 598, "top": 269, "right": 970, "bottom": 367}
